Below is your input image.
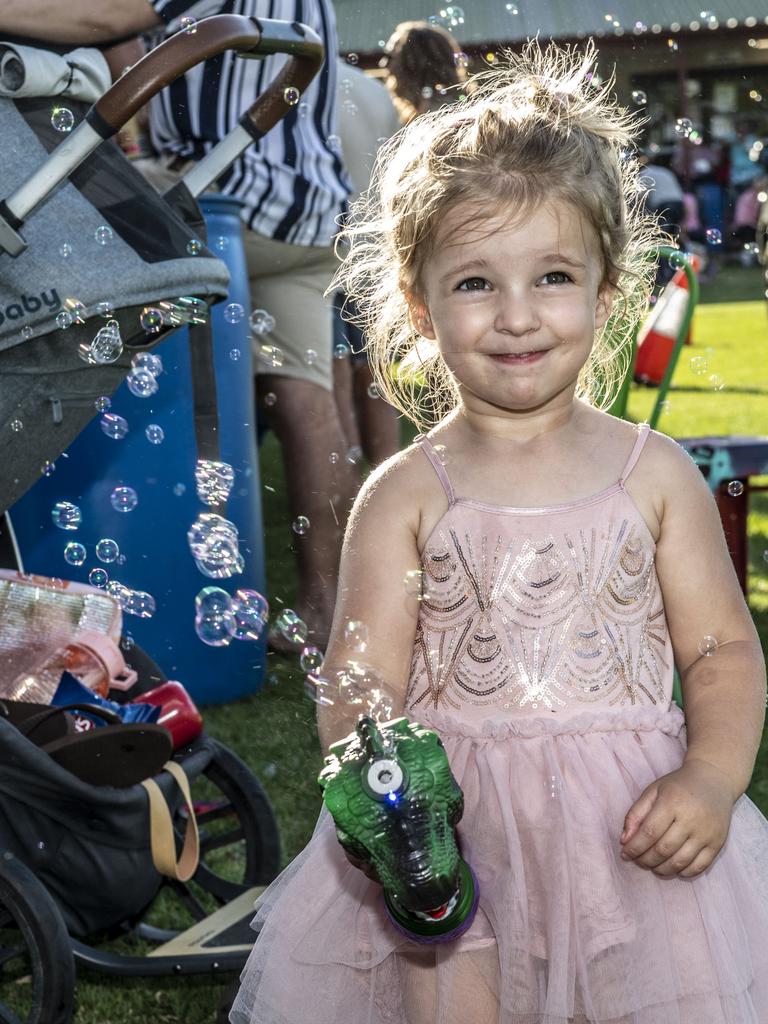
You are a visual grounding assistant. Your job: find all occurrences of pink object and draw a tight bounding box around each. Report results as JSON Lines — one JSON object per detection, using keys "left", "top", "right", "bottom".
{"left": 734, "top": 187, "right": 759, "bottom": 230}
{"left": 71, "top": 630, "right": 137, "bottom": 692}
{"left": 682, "top": 190, "right": 701, "bottom": 231}
{"left": 131, "top": 680, "right": 203, "bottom": 749}
{"left": 232, "top": 425, "right": 768, "bottom": 1023}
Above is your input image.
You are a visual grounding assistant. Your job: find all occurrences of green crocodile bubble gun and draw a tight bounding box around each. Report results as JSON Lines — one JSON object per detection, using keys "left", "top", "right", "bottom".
{"left": 317, "top": 714, "right": 479, "bottom": 944}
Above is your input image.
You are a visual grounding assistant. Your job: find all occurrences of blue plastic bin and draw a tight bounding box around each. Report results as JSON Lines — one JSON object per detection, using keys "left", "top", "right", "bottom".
{"left": 11, "top": 195, "right": 267, "bottom": 704}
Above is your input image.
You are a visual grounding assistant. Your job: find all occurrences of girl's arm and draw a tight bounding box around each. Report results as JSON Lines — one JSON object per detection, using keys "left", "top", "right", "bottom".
{"left": 316, "top": 455, "right": 423, "bottom": 756}
{"left": 652, "top": 434, "right": 767, "bottom": 801}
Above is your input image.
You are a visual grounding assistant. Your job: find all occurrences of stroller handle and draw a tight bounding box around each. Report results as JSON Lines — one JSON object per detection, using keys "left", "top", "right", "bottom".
{"left": 0, "top": 15, "right": 323, "bottom": 255}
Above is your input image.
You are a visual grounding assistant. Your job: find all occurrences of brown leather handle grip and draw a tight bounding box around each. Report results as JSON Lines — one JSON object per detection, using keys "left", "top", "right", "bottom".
{"left": 90, "top": 14, "right": 323, "bottom": 136}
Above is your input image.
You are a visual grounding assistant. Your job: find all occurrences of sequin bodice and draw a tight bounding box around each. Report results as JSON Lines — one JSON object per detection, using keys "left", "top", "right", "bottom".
{"left": 404, "top": 425, "right": 674, "bottom": 725}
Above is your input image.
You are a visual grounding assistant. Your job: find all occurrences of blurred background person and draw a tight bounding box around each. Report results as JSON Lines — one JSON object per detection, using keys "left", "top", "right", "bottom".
{"left": 331, "top": 58, "right": 401, "bottom": 470}
{"left": 380, "top": 19, "right": 471, "bottom": 123}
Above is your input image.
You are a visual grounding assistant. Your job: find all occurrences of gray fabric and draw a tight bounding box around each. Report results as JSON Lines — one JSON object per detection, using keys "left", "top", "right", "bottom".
{"left": 0, "top": 99, "right": 229, "bottom": 352}
{"left": 0, "top": 43, "right": 110, "bottom": 103}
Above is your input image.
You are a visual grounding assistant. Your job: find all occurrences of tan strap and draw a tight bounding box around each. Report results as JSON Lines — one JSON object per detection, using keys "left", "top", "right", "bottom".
{"left": 141, "top": 761, "right": 200, "bottom": 882}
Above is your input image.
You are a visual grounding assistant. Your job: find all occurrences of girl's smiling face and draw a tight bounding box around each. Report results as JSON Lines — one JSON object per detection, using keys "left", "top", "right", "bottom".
{"left": 408, "top": 198, "right": 614, "bottom": 420}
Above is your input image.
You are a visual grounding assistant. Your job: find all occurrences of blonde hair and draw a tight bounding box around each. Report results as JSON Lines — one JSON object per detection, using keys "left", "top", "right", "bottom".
{"left": 332, "top": 39, "right": 671, "bottom": 432}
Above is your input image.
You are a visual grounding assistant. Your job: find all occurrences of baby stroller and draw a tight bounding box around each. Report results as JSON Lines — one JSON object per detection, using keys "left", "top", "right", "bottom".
{"left": 0, "top": 15, "right": 325, "bottom": 1023}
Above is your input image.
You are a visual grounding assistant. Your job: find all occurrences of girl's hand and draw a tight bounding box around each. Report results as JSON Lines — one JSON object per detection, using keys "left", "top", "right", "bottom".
{"left": 619, "top": 759, "right": 736, "bottom": 878}
{"left": 343, "top": 849, "right": 382, "bottom": 886}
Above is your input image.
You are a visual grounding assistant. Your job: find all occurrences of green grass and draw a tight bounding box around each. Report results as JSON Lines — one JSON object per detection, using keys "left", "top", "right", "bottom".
{"left": 70, "top": 292, "right": 768, "bottom": 1022}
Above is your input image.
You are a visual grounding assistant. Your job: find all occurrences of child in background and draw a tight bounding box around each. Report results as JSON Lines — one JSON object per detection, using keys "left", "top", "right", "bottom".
{"left": 231, "top": 41, "right": 768, "bottom": 1024}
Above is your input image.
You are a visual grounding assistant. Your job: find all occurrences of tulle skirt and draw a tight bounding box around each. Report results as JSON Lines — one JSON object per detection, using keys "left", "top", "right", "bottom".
{"left": 229, "top": 702, "right": 768, "bottom": 1023}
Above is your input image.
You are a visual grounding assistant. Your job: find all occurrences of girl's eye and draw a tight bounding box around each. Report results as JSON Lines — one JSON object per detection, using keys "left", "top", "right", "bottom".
{"left": 542, "top": 271, "right": 572, "bottom": 285}
{"left": 457, "top": 277, "right": 489, "bottom": 291}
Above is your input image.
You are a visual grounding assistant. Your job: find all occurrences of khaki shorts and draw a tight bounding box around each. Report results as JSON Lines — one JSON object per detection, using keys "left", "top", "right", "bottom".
{"left": 133, "top": 155, "right": 338, "bottom": 391}
{"left": 243, "top": 230, "right": 339, "bottom": 391}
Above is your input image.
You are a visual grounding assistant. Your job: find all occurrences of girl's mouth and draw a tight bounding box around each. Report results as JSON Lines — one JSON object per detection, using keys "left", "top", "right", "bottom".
{"left": 489, "top": 350, "right": 548, "bottom": 365}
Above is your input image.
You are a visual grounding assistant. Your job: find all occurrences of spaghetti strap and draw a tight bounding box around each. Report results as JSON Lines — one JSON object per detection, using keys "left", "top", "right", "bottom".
{"left": 414, "top": 434, "right": 456, "bottom": 505}
{"left": 619, "top": 422, "right": 651, "bottom": 486}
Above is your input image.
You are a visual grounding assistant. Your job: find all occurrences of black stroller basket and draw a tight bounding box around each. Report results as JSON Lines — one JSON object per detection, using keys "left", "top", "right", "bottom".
{"left": 0, "top": 15, "right": 323, "bottom": 512}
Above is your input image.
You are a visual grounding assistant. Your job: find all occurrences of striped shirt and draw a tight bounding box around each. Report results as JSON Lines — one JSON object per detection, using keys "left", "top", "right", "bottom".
{"left": 149, "top": 0, "right": 351, "bottom": 246}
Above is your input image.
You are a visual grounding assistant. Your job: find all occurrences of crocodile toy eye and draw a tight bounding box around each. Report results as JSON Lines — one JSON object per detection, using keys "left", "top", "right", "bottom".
{"left": 366, "top": 757, "right": 404, "bottom": 796}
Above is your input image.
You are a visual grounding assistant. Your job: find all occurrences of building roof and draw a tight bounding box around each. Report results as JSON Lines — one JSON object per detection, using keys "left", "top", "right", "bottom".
{"left": 333, "top": 1, "right": 768, "bottom": 53}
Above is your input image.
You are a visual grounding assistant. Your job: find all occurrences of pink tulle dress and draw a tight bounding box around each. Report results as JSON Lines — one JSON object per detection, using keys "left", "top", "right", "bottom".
{"left": 231, "top": 422, "right": 768, "bottom": 1023}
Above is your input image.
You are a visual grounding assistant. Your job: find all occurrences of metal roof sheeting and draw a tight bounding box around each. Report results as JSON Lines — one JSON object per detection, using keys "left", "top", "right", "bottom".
{"left": 333, "top": 1, "right": 768, "bottom": 53}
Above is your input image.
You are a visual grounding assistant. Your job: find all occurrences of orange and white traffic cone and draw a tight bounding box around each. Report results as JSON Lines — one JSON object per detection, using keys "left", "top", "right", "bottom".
{"left": 634, "top": 254, "right": 700, "bottom": 386}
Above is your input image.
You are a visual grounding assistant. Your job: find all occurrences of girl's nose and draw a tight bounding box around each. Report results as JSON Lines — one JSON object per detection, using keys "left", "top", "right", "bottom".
{"left": 494, "top": 291, "right": 540, "bottom": 335}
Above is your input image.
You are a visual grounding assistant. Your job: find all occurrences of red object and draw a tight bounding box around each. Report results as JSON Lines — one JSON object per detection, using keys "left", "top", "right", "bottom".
{"left": 131, "top": 680, "right": 204, "bottom": 749}
{"left": 634, "top": 255, "right": 700, "bottom": 386}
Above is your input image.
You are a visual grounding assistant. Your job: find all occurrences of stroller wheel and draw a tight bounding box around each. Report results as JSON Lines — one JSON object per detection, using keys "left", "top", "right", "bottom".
{"left": 0, "top": 852, "right": 75, "bottom": 1024}
{"left": 134, "top": 738, "right": 281, "bottom": 938}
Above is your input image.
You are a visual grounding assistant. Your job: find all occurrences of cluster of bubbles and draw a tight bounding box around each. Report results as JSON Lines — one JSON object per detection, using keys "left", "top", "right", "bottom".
{"left": 126, "top": 348, "right": 164, "bottom": 399}
{"left": 195, "top": 460, "right": 235, "bottom": 506}
{"left": 194, "top": 587, "right": 269, "bottom": 647}
{"left": 140, "top": 297, "right": 209, "bottom": 334}
{"left": 187, "top": 512, "right": 244, "bottom": 578}
{"left": 428, "top": 5, "right": 465, "bottom": 29}
{"left": 106, "top": 580, "right": 156, "bottom": 618}
{"left": 79, "top": 320, "right": 123, "bottom": 365}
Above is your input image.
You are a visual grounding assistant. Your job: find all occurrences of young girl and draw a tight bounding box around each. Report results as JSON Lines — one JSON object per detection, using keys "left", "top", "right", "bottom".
{"left": 230, "top": 41, "right": 768, "bottom": 1023}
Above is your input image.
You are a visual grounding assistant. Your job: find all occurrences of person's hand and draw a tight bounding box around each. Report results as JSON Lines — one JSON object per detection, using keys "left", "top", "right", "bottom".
{"left": 342, "top": 848, "right": 382, "bottom": 885}
{"left": 619, "top": 759, "right": 736, "bottom": 878}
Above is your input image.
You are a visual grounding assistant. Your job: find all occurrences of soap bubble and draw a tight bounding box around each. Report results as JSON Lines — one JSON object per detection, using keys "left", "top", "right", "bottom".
{"left": 64, "top": 298, "right": 87, "bottom": 324}
{"left": 110, "top": 485, "right": 138, "bottom": 512}
{"left": 186, "top": 239, "right": 202, "bottom": 256}
{"left": 230, "top": 589, "right": 269, "bottom": 640}
{"left": 283, "top": 86, "right": 300, "bottom": 105}
{"left": 123, "top": 590, "right": 156, "bottom": 618}
{"left": 140, "top": 307, "right": 164, "bottom": 333}
{"left": 51, "top": 106, "right": 75, "bottom": 132}
{"left": 188, "top": 512, "right": 243, "bottom": 579}
{"left": 727, "top": 480, "right": 744, "bottom": 497}
{"left": 56, "top": 311, "right": 73, "bottom": 330}
{"left": 300, "top": 645, "right": 323, "bottom": 672}
{"left": 274, "top": 608, "right": 308, "bottom": 645}
{"left": 292, "top": 515, "right": 310, "bottom": 535}
{"left": 86, "top": 321, "right": 123, "bottom": 364}
{"left": 94, "top": 225, "right": 113, "bottom": 246}
{"left": 257, "top": 343, "right": 284, "bottom": 368}
{"left": 263, "top": 392, "right": 277, "bottom": 407}
{"left": 131, "top": 351, "right": 163, "bottom": 376}
{"left": 303, "top": 671, "right": 336, "bottom": 707}
{"left": 223, "top": 303, "right": 245, "bottom": 324}
{"left": 95, "top": 538, "right": 120, "bottom": 563}
{"left": 631, "top": 90, "right": 647, "bottom": 104}
{"left": 94, "top": 396, "right": 111, "bottom": 413}
{"left": 95, "top": 301, "right": 114, "bottom": 318}
{"left": 64, "top": 541, "right": 87, "bottom": 566}
{"left": 52, "top": 501, "right": 82, "bottom": 531}
{"left": 229, "top": 348, "right": 241, "bottom": 361}
{"left": 195, "top": 613, "right": 234, "bottom": 646}
{"left": 327, "top": 134, "right": 341, "bottom": 152}
{"left": 195, "top": 586, "right": 232, "bottom": 616}
{"left": 10, "top": 419, "right": 22, "bottom": 433}
{"left": 145, "top": 424, "right": 165, "bottom": 444}
{"left": 675, "top": 117, "right": 693, "bottom": 137}
{"left": 333, "top": 342, "right": 349, "bottom": 359}
{"left": 344, "top": 619, "right": 369, "bottom": 652}
{"left": 250, "top": 308, "right": 275, "bottom": 334}
{"left": 689, "top": 355, "right": 708, "bottom": 375}
{"left": 697, "top": 635, "right": 718, "bottom": 656}
{"left": 346, "top": 52, "right": 359, "bottom": 64}
{"left": 215, "top": 236, "right": 229, "bottom": 251}
{"left": 127, "top": 367, "right": 159, "bottom": 398}
{"left": 60, "top": 243, "right": 73, "bottom": 259}
{"left": 304, "top": 348, "right": 318, "bottom": 365}
{"left": 88, "top": 568, "right": 108, "bottom": 588}
{"left": 705, "top": 227, "right": 722, "bottom": 245}
{"left": 180, "top": 15, "right": 197, "bottom": 32}
{"left": 173, "top": 483, "right": 186, "bottom": 497}
{"left": 195, "top": 460, "right": 235, "bottom": 505}
{"left": 367, "top": 382, "right": 380, "bottom": 399}
{"left": 100, "top": 413, "right": 128, "bottom": 439}
{"left": 41, "top": 461, "right": 55, "bottom": 477}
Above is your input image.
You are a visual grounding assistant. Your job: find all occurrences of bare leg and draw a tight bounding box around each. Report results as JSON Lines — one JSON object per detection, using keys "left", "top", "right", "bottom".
{"left": 332, "top": 351, "right": 361, "bottom": 454}
{"left": 257, "top": 375, "right": 361, "bottom": 652}
{"left": 352, "top": 360, "right": 401, "bottom": 468}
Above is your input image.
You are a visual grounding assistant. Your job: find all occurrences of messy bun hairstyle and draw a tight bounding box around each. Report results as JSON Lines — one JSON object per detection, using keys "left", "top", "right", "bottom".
{"left": 332, "top": 39, "right": 671, "bottom": 431}
{"left": 382, "top": 20, "right": 469, "bottom": 124}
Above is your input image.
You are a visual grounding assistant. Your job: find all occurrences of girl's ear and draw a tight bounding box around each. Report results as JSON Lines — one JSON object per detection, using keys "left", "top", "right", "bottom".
{"left": 405, "top": 292, "right": 436, "bottom": 340}
{"left": 594, "top": 282, "right": 615, "bottom": 330}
